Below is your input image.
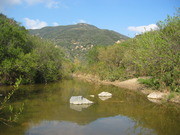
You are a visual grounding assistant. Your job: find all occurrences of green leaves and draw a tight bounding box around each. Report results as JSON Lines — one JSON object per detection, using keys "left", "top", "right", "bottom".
{"left": 0, "top": 14, "right": 67, "bottom": 85}
{"left": 83, "top": 11, "right": 179, "bottom": 91}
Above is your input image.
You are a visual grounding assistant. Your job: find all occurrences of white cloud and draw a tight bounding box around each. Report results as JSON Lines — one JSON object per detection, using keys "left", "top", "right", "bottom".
{"left": 24, "top": 0, "right": 43, "bottom": 5}
{"left": 0, "top": 0, "right": 22, "bottom": 11}
{"left": 78, "top": 19, "right": 87, "bottom": 23}
{"left": 24, "top": 18, "right": 48, "bottom": 29}
{"left": 128, "top": 24, "right": 158, "bottom": 33}
{"left": 53, "top": 22, "right": 59, "bottom": 26}
{"left": 46, "top": 0, "right": 59, "bottom": 8}
{"left": 73, "top": 19, "right": 88, "bottom": 24}
{"left": 25, "top": 0, "right": 60, "bottom": 8}
{"left": 9, "top": 0, "right": 22, "bottom": 5}
{"left": 0, "top": 0, "right": 60, "bottom": 11}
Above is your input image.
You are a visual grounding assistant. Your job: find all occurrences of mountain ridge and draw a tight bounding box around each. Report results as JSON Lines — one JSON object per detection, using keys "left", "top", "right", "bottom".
{"left": 29, "top": 23, "right": 129, "bottom": 59}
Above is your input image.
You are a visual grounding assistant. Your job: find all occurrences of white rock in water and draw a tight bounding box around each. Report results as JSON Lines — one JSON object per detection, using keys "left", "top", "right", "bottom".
{"left": 147, "top": 92, "right": 166, "bottom": 99}
{"left": 70, "top": 96, "right": 93, "bottom": 105}
{"left": 98, "top": 92, "right": 112, "bottom": 97}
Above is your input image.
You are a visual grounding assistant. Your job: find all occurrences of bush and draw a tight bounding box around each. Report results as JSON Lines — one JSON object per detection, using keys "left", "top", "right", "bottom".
{"left": 81, "top": 11, "right": 179, "bottom": 92}
{"left": 0, "top": 14, "right": 68, "bottom": 85}
{"left": 138, "top": 78, "right": 160, "bottom": 89}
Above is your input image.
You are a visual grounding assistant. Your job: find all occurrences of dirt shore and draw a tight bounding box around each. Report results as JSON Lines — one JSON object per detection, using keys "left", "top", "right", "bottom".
{"left": 72, "top": 73, "right": 150, "bottom": 91}
{"left": 72, "top": 73, "right": 180, "bottom": 104}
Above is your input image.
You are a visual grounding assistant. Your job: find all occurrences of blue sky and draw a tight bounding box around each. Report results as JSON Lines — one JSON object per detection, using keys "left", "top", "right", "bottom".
{"left": 0, "top": 0, "right": 179, "bottom": 37}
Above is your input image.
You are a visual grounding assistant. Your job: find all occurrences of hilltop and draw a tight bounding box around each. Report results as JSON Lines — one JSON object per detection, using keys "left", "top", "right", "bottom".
{"left": 29, "top": 23, "right": 129, "bottom": 59}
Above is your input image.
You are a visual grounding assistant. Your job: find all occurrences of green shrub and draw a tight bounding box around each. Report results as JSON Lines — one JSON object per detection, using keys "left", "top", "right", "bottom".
{"left": 0, "top": 14, "right": 68, "bottom": 85}
{"left": 138, "top": 78, "right": 160, "bottom": 89}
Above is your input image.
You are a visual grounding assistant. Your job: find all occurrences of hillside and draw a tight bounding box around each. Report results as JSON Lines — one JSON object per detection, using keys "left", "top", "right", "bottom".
{"left": 29, "top": 23, "right": 129, "bottom": 59}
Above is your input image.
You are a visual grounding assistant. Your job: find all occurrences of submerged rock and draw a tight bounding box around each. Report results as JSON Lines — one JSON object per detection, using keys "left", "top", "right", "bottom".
{"left": 90, "top": 95, "right": 95, "bottom": 97}
{"left": 98, "top": 92, "right": 112, "bottom": 97}
{"left": 147, "top": 92, "right": 167, "bottom": 99}
{"left": 70, "top": 96, "right": 93, "bottom": 105}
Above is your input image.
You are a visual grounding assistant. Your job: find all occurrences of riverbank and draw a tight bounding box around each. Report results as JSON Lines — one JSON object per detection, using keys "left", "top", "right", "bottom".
{"left": 72, "top": 73, "right": 180, "bottom": 104}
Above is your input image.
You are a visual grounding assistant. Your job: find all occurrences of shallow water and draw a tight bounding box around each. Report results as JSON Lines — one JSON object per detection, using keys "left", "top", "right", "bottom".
{"left": 0, "top": 79, "right": 180, "bottom": 135}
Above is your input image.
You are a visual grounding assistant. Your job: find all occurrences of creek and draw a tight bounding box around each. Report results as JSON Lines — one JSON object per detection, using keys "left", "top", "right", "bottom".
{"left": 0, "top": 79, "right": 179, "bottom": 135}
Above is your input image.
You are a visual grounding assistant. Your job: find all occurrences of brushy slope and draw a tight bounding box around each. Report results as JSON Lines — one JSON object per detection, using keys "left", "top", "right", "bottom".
{"left": 29, "top": 23, "right": 129, "bottom": 59}
{"left": 79, "top": 12, "right": 180, "bottom": 92}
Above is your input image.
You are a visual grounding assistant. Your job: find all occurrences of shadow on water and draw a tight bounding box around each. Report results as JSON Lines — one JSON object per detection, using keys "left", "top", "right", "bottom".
{"left": 0, "top": 79, "right": 180, "bottom": 135}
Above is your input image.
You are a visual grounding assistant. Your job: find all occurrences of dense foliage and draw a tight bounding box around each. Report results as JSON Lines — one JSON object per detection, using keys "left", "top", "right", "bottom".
{"left": 0, "top": 14, "right": 67, "bottom": 85}
{"left": 29, "top": 23, "right": 129, "bottom": 59}
{"left": 81, "top": 12, "right": 180, "bottom": 92}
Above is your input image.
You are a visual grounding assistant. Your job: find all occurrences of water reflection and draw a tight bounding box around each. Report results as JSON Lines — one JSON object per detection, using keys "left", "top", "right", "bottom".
{"left": 70, "top": 104, "right": 92, "bottom": 111}
{"left": 25, "top": 116, "right": 156, "bottom": 135}
{"left": 147, "top": 98, "right": 163, "bottom": 104}
{"left": 0, "top": 79, "right": 180, "bottom": 135}
{"left": 99, "top": 96, "right": 112, "bottom": 101}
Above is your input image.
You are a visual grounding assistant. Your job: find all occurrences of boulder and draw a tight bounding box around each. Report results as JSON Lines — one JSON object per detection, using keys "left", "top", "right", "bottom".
{"left": 98, "top": 92, "right": 112, "bottom": 97}
{"left": 147, "top": 92, "right": 167, "bottom": 99}
{"left": 70, "top": 96, "right": 93, "bottom": 105}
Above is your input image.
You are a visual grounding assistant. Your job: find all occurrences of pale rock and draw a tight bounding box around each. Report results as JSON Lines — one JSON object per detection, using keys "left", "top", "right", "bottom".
{"left": 70, "top": 96, "right": 93, "bottom": 105}
{"left": 98, "top": 92, "right": 112, "bottom": 97}
{"left": 147, "top": 92, "right": 167, "bottom": 99}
